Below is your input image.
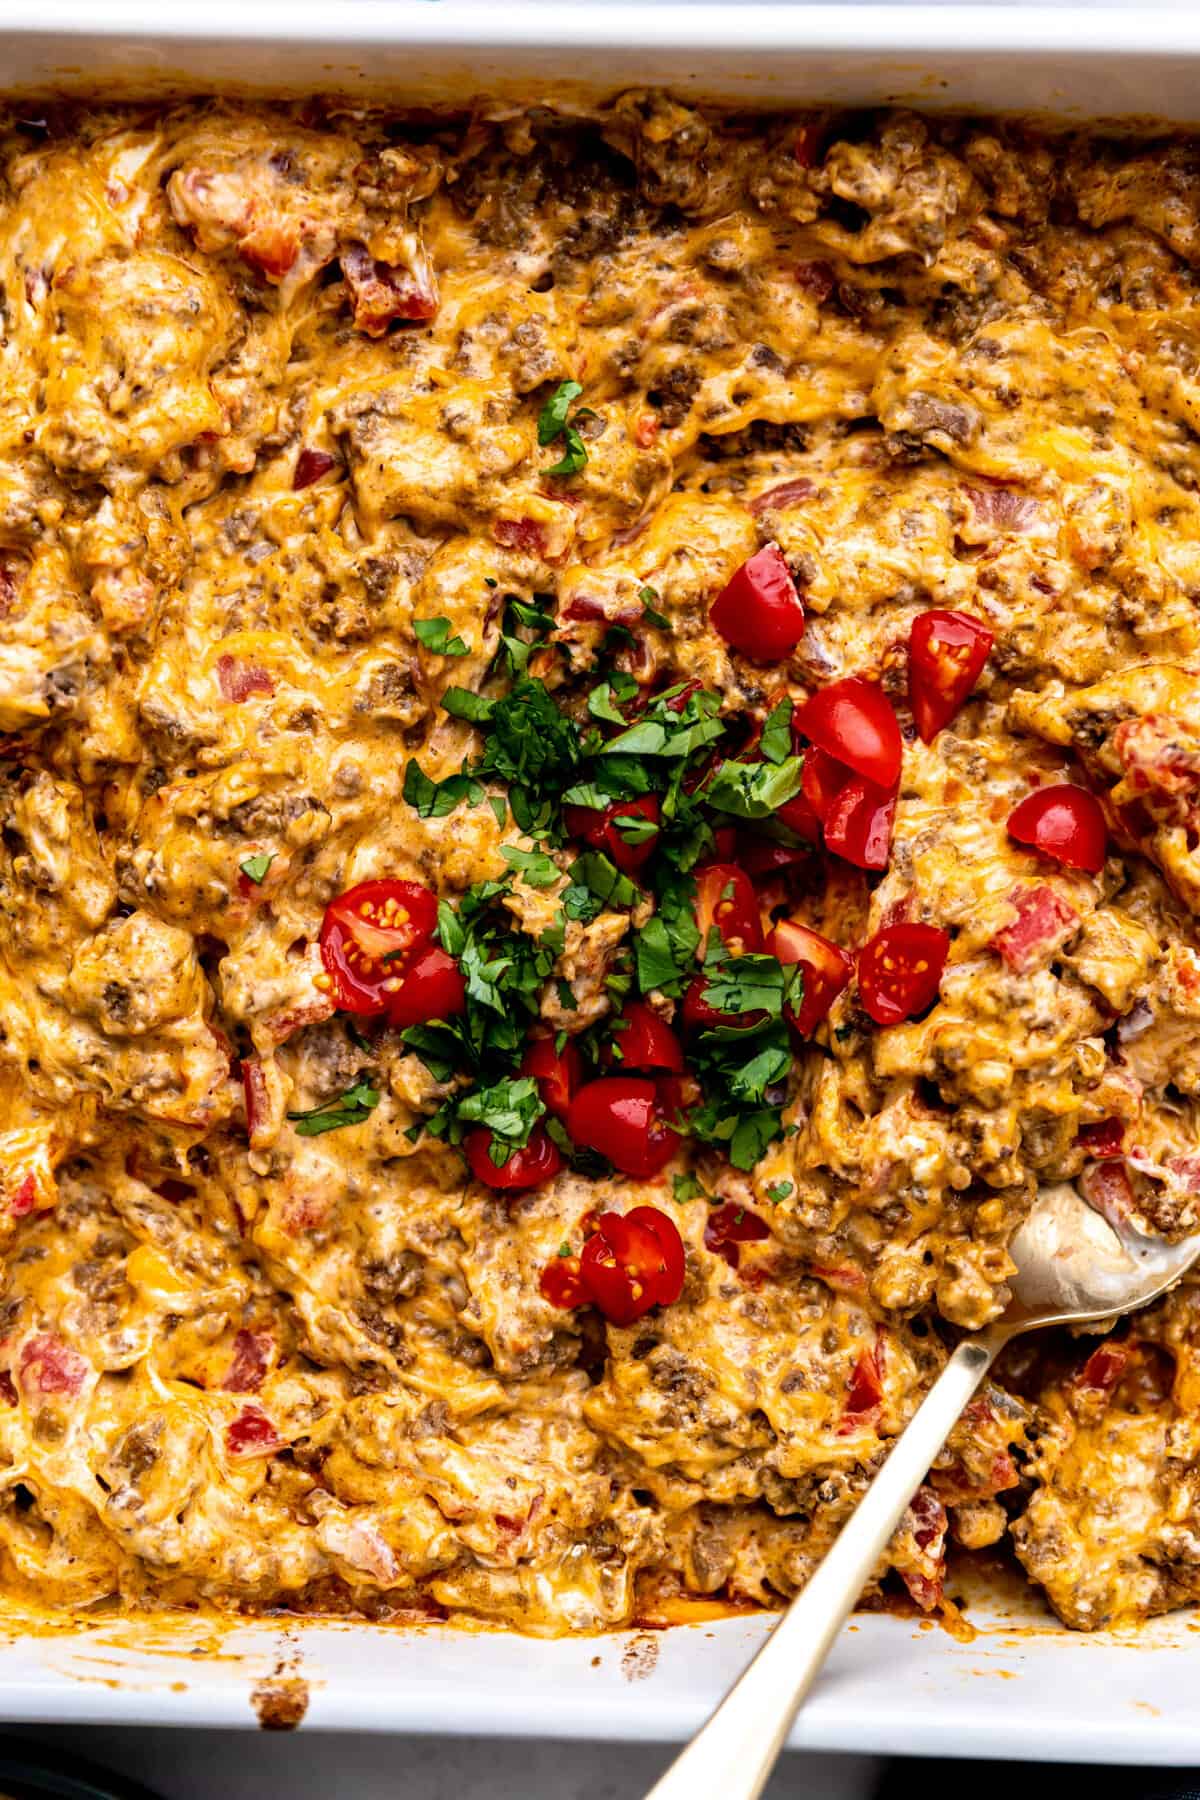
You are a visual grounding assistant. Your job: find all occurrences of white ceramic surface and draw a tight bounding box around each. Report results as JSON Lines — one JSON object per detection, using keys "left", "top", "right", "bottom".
{"left": 0, "top": 3, "right": 1196, "bottom": 1758}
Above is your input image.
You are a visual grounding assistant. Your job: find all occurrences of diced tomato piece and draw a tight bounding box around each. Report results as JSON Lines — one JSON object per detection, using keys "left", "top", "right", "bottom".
{"left": 242, "top": 1055, "right": 269, "bottom": 1141}
{"left": 341, "top": 242, "right": 438, "bottom": 333}
{"left": 318, "top": 878, "right": 440, "bottom": 1016}
{"left": 464, "top": 1125, "right": 562, "bottom": 1192}
{"left": 385, "top": 944, "right": 466, "bottom": 1029}
{"left": 520, "top": 1036, "right": 584, "bottom": 1120}
{"left": 563, "top": 793, "right": 660, "bottom": 877}
{"left": 566, "top": 1078, "right": 678, "bottom": 1179}
{"left": 602, "top": 1001, "right": 684, "bottom": 1074}
{"left": 737, "top": 832, "right": 812, "bottom": 879}
{"left": 990, "top": 884, "right": 1080, "bottom": 973}
{"left": 293, "top": 447, "right": 336, "bottom": 490}
{"left": 1074, "top": 1341, "right": 1130, "bottom": 1398}
{"left": 774, "top": 789, "right": 822, "bottom": 842}
{"left": 898, "top": 1486, "right": 947, "bottom": 1613}
{"left": 493, "top": 517, "right": 548, "bottom": 558}
{"left": 856, "top": 923, "right": 949, "bottom": 1026}
{"left": 693, "top": 862, "right": 763, "bottom": 954}
{"left": 223, "top": 1329, "right": 273, "bottom": 1394}
{"left": 226, "top": 1405, "right": 283, "bottom": 1459}
{"left": 1078, "top": 1117, "right": 1125, "bottom": 1160}
{"left": 539, "top": 1253, "right": 590, "bottom": 1310}
{"left": 578, "top": 1205, "right": 686, "bottom": 1324}
{"left": 907, "top": 610, "right": 993, "bottom": 743}
{"left": 704, "top": 1202, "right": 770, "bottom": 1270}
{"left": 216, "top": 655, "right": 274, "bottom": 703}
{"left": 8, "top": 1174, "right": 37, "bottom": 1219}
{"left": 1007, "top": 784, "right": 1108, "bottom": 875}
{"left": 840, "top": 1338, "right": 884, "bottom": 1429}
{"left": 749, "top": 477, "right": 815, "bottom": 515}
{"left": 793, "top": 259, "right": 835, "bottom": 299}
{"left": 17, "top": 1334, "right": 88, "bottom": 1398}
{"left": 1080, "top": 1158, "right": 1137, "bottom": 1230}
{"left": 766, "top": 918, "right": 853, "bottom": 1036}
{"left": 794, "top": 677, "right": 902, "bottom": 790}
{"left": 797, "top": 742, "right": 849, "bottom": 822}
{"left": 709, "top": 546, "right": 805, "bottom": 661}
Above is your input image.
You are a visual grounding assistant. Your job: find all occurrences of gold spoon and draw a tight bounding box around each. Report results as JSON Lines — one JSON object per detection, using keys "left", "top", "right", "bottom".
{"left": 644, "top": 1180, "right": 1200, "bottom": 1800}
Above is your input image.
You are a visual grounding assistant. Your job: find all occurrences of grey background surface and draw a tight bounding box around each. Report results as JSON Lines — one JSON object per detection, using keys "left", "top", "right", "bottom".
{"left": 11, "top": 1, "right": 1182, "bottom": 1793}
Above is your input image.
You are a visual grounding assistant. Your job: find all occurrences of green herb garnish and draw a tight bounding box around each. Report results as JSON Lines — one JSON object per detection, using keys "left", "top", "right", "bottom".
{"left": 288, "top": 1078, "right": 380, "bottom": 1137}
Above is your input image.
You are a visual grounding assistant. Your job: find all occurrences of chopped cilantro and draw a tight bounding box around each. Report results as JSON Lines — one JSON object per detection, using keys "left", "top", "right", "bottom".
{"left": 558, "top": 1241, "right": 574, "bottom": 1258}
{"left": 414, "top": 615, "right": 469, "bottom": 657}
{"left": 568, "top": 850, "right": 639, "bottom": 911}
{"left": 765, "top": 1180, "right": 794, "bottom": 1202}
{"left": 239, "top": 851, "right": 274, "bottom": 885}
{"left": 633, "top": 868, "right": 700, "bottom": 997}
{"left": 441, "top": 687, "right": 494, "bottom": 724}
{"left": 759, "top": 699, "right": 794, "bottom": 767}
{"left": 501, "top": 845, "right": 560, "bottom": 888}
{"left": 672, "top": 1172, "right": 710, "bottom": 1204}
{"left": 457, "top": 1074, "right": 545, "bottom": 1161}
{"left": 638, "top": 585, "right": 670, "bottom": 630}
{"left": 402, "top": 759, "right": 482, "bottom": 820}
{"left": 703, "top": 754, "right": 804, "bottom": 820}
{"left": 288, "top": 1078, "right": 380, "bottom": 1137}
{"left": 538, "top": 380, "right": 589, "bottom": 478}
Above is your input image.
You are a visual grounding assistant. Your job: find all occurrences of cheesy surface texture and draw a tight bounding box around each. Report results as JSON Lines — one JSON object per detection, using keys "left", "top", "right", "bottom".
{"left": 1, "top": 96, "right": 1199, "bottom": 1634}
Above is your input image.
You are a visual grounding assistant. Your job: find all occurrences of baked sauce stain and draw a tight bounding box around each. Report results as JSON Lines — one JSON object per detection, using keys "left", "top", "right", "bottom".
{"left": 620, "top": 1632, "right": 660, "bottom": 1683}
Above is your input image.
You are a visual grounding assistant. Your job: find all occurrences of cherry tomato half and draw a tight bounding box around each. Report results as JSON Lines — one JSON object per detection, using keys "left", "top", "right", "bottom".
{"left": 563, "top": 793, "right": 660, "bottom": 877}
{"left": 602, "top": 1001, "right": 684, "bottom": 1074}
{"left": 704, "top": 1202, "right": 770, "bottom": 1270}
{"left": 539, "top": 1252, "right": 590, "bottom": 1310}
{"left": 856, "top": 922, "right": 950, "bottom": 1027}
{"left": 709, "top": 545, "right": 806, "bottom": 661}
{"left": 694, "top": 862, "right": 764, "bottom": 954}
{"left": 794, "top": 677, "right": 903, "bottom": 791}
{"left": 823, "top": 775, "right": 896, "bottom": 871}
{"left": 385, "top": 943, "right": 467, "bottom": 1028}
{"left": 578, "top": 1205, "right": 686, "bottom": 1324}
{"left": 766, "top": 918, "right": 854, "bottom": 1037}
{"left": 566, "top": 1078, "right": 678, "bottom": 1179}
{"left": 908, "top": 609, "right": 993, "bottom": 743}
{"left": 464, "top": 1124, "right": 562, "bottom": 1192}
{"left": 520, "top": 1036, "right": 584, "bottom": 1120}
{"left": 319, "top": 878, "right": 439, "bottom": 1015}
{"left": 1006, "top": 784, "right": 1108, "bottom": 875}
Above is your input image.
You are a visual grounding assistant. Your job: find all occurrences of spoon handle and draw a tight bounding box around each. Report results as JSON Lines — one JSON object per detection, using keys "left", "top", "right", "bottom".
{"left": 642, "top": 1334, "right": 1001, "bottom": 1800}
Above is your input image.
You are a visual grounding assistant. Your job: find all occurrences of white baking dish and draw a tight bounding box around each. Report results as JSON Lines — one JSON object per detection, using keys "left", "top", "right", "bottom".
{"left": 2, "top": 1, "right": 1199, "bottom": 1758}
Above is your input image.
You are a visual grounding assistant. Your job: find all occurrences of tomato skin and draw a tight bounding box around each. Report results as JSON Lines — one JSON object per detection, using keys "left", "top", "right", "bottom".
{"left": 520, "top": 1036, "right": 583, "bottom": 1120}
{"left": 579, "top": 1205, "right": 686, "bottom": 1323}
{"left": 563, "top": 793, "right": 660, "bottom": 876}
{"left": 822, "top": 776, "right": 897, "bottom": 870}
{"left": 539, "top": 1253, "right": 589, "bottom": 1310}
{"left": 1007, "top": 784, "right": 1108, "bottom": 874}
{"left": 774, "top": 790, "right": 823, "bottom": 842}
{"left": 464, "top": 1125, "right": 562, "bottom": 1192}
{"left": 794, "top": 677, "right": 902, "bottom": 790}
{"left": 990, "top": 884, "right": 1080, "bottom": 973}
{"left": 602, "top": 1001, "right": 684, "bottom": 1074}
{"left": 566, "top": 1078, "right": 678, "bottom": 1178}
{"left": 1077, "top": 1117, "right": 1125, "bottom": 1160}
{"left": 908, "top": 610, "right": 993, "bottom": 743}
{"left": 1074, "top": 1341, "right": 1130, "bottom": 1398}
{"left": 693, "top": 861, "right": 764, "bottom": 954}
{"left": 385, "top": 944, "right": 466, "bottom": 1028}
{"left": 737, "top": 833, "right": 811, "bottom": 879}
{"left": 709, "top": 545, "right": 806, "bottom": 660}
{"left": 319, "top": 878, "right": 439, "bottom": 1015}
{"left": 843, "top": 1342, "right": 884, "bottom": 1419}
{"left": 856, "top": 922, "right": 950, "bottom": 1026}
{"left": 766, "top": 918, "right": 854, "bottom": 1036}
{"left": 704, "top": 1202, "right": 770, "bottom": 1269}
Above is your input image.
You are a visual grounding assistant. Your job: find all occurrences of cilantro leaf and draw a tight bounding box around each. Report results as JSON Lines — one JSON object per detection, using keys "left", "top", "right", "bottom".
{"left": 672, "top": 1172, "right": 711, "bottom": 1204}
{"left": 759, "top": 699, "right": 794, "bottom": 766}
{"left": 288, "top": 1078, "right": 380, "bottom": 1137}
{"left": 501, "top": 845, "right": 560, "bottom": 888}
{"left": 239, "top": 852, "right": 274, "bottom": 885}
{"left": 569, "top": 850, "right": 640, "bottom": 910}
{"left": 634, "top": 868, "right": 700, "bottom": 997}
{"left": 638, "top": 585, "right": 670, "bottom": 630}
{"left": 537, "top": 380, "right": 582, "bottom": 446}
{"left": 766, "top": 1180, "right": 794, "bottom": 1202}
{"left": 414, "top": 616, "right": 469, "bottom": 657}
{"left": 403, "top": 759, "right": 482, "bottom": 820}
{"left": 442, "top": 687, "right": 495, "bottom": 724}
{"left": 703, "top": 755, "right": 804, "bottom": 820}
{"left": 545, "top": 424, "right": 588, "bottom": 479}
{"left": 457, "top": 1074, "right": 546, "bottom": 1159}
